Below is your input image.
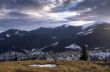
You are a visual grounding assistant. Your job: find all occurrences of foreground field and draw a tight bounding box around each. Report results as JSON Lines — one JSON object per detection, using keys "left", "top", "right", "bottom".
{"left": 0, "top": 60, "right": 110, "bottom": 72}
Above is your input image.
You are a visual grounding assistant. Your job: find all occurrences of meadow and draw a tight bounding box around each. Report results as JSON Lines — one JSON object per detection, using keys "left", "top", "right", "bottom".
{"left": 0, "top": 60, "right": 110, "bottom": 72}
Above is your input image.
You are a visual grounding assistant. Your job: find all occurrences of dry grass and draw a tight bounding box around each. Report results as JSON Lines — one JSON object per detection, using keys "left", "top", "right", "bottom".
{"left": 0, "top": 60, "right": 110, "bottom": 72}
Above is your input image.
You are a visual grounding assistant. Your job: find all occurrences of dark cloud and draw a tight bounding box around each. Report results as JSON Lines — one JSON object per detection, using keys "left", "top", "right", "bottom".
{"left": 78, "top": 0, "right": 110, "bottom": 15}
{"left": 0, "top": 0, "right": 41, "bottom": 9}
{"left": 0, "top": 0, "right": 110, "bottom": 32}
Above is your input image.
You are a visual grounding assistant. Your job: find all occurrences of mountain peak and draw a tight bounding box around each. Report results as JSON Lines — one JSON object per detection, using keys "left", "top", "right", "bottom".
{"left": 61, "top": 24, "right": 71, "bottom": 28}
{"left": 2, "top": 29, "right": 20, "bottom": 34}
{"left": 56, "top": 24, "right": 78, "bottom": 29}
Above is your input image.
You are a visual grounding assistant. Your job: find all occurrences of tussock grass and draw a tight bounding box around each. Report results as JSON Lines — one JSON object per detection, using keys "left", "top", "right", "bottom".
{"left": 0, "top": 60, "right": 109, "bottom": 72}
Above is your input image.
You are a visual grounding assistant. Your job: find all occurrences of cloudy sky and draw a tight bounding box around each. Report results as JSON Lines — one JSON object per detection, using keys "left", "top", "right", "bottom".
{"left": 0, "top": 0, "right": 110, "bottom": 32}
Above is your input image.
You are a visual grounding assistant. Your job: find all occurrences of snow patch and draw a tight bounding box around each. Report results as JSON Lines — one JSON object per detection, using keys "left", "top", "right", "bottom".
{"left": 15, "top": 31, "right": 20, "bottom": 34}
{"left": 6, "top": 34, "right": 11, "bottom": 37}
{"left": 76, "top": 28, "right": 94, "bottom": 35}
{"left": 76, "top": 32, "right": 84, "bottom": 35}
{"left": 29, "top": 64, "right": 56, "bottom": 68}
{"left": 83, "top": 28, "right": 94, "bottom": 35}
{"left": 65, "top": 43, "right": 81, "bottom": 50}
{"left": 50, "top": 42, "right": 59, "bottom": 46}
{"left": 83, "top": 31, "right": 93, "bottom": 35}
{"left": 88, "top": 28, "right": 94, "bottom": 31}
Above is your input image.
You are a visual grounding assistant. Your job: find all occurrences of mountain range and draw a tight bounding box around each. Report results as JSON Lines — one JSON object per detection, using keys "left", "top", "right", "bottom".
{"left": 0, "top": 23, "right": 110, "bottom": 53}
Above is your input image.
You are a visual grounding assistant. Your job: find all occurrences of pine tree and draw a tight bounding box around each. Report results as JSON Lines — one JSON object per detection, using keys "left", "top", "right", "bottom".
{"left": 14, "top": 53, "right": 17, "bottom": 61}
{"left": 80, "top": 44, "right": 88, "bottom": 61}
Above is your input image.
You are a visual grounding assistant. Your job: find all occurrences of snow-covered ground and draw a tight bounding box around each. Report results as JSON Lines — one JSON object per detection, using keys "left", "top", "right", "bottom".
{"left": 1, "top": 48, "right": 110, "bottom": 61}
{"left": 90, "top": 52, "right": 110, "bottom": 60}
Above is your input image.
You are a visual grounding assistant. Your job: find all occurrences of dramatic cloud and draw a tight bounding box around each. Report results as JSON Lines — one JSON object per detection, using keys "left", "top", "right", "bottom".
{"left": 0, "top": 0, "right": 110, "bottom": 32}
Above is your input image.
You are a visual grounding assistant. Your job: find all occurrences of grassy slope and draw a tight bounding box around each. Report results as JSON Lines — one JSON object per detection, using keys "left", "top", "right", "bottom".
{"left": 0, "top": 60, "right": 110, "bottom": 72}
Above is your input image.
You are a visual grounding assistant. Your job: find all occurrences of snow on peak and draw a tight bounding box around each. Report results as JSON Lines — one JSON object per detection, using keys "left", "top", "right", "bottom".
{"left": 65, "top": 43, "right": 81, "bottom": 50}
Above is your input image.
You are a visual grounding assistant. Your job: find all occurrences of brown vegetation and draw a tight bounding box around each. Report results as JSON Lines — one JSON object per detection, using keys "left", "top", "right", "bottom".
{"left": 0, "top": 60, "right": 110, "bottom": 72}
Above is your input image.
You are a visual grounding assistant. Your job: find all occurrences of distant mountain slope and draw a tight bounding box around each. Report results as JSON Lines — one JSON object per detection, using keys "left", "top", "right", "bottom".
{"left": 76, "top": 23, "right": 110, "bottom": 50}
{"left": 0, "top": 25, "right": 82, "bottom": 53}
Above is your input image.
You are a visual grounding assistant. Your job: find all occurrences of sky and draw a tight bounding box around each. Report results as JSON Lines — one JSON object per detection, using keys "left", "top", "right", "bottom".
{"left": 0, "top": 0, "right": 110, "bottom": 32}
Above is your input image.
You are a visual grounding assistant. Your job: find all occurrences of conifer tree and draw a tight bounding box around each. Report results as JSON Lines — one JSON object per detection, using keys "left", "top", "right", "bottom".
{"left": 80, "top": 44, "right": 88, "bottom": 61}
